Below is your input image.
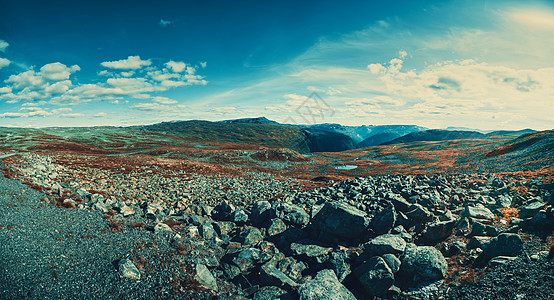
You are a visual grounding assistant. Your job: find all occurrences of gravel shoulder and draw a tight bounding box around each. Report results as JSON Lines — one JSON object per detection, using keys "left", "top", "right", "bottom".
{"left": 0, "top": 165, "right": 202, "bottom": 300}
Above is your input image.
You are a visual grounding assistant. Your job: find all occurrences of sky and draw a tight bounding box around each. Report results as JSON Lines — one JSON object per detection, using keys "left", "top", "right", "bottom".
{"left": 0, "top": 0, "right": 553, "bottom": 130}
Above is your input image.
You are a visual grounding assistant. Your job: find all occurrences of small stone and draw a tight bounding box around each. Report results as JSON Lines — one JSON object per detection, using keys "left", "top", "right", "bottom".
{"left": 118, "top": 259, "right": 141, "bottom": 280}
{"left": 194, "top": 263, "right": 217, "bottom": 291}
{"left": 488, "top": 256, "right": 518, "bottom": 267}
{"left": 154, "top": 222, "right": 172, "bottom": 234}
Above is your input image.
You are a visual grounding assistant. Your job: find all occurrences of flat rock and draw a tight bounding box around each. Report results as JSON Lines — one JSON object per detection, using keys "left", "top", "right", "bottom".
{"left": 461, "top": 204, "right": 495, "bottom": 220}
{"left": 298, "top": 269, "right": 356, "bottom": 300}
{"left": 259, "top": 262, "right": 299, "bottom": 290}
{"left": 519, "top": 201, "right": 545, "bottom": 219}
{"left": 194, "top": 263, "right": 218, "bottom": 291}
{"left": 364, "top": 234, "right": 406, "bottom": 257}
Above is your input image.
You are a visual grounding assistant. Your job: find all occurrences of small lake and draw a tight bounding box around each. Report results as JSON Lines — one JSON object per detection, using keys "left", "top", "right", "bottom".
{"left": 333, "top": 164, "right": 358, "bottom": 170}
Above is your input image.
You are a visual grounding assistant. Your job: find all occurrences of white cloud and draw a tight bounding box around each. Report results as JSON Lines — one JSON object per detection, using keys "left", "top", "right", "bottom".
{"left": 61, "top": 113, "right": 84, "bottom": 118}
{"left": 200, "top": 61, "right": 207, "bottom": 68}
{"left": 166, "top": 61, "right": 187, "bottom": 73}
{"left": 506, "top": 8, "right": 554, "bottom": 29}
{"left": 0, "top": 40, "right": 8, "bottom": 52}
{"left": 153, "top": 96, "right": 178, "bottom": 104}
{"left": 101, "top": 56, "right": 152, "bottom": 70}
{"left": 131, "top": 102, "right": 173, "bottom": 111}
{"left": 0, "top": 106, "right": 73, "bottom": 118}
{"left": 40, "top": 62, "right": 80, "bottom": 81}
{"left": 0, "top": 86, "right": 11, "bottom": 93}
{"left": 0, "top": 57, "right": 10, "bottom": 69}
{"left": 94, "top": 112, "right": 107, "bottom": 117}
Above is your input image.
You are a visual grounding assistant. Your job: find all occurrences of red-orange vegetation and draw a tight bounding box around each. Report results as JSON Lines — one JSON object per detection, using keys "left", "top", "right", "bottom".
{"left": 499, "top": 207, "right": 519, "bottom": 221}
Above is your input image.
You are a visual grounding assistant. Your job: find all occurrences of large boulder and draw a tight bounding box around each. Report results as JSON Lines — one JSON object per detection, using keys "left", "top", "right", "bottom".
{"left": 518, "top": 201, "right": 545, "bottom": 219}
{"left": 311, "top": 201, "right": 370, "bottom": 240}
{"left": 251, "top": 201, "right": 272, "bottom": 226}
{"left": 298, "top": 269, "right": 356, "bottom": 300}
{"left": 290, "top": 241, "right": 332, "bottom": 265}
{"left": 419, "top": 219, "right": 457, "bottom": 244}
{"left": 400, "top": 246, "right": 447, "bottom": 282}
{"left": 461, "top": 204, "right": 495, "bottom": 220}
{"left": 237, "top": 226, "right": 263, "bottom": 246}
{"left": 259, "top": 262, "right": 299, "bottom": 290}
{"left": 474, "top": 233, "right": 524, "bottom": 267}
{"left": 353, "top": 256, "right": 395, "bottom": 297}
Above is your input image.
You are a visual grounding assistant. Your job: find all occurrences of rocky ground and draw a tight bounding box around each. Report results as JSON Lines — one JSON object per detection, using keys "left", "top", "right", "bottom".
{"left": 1, "top": 152, "right": 553, "bottom": 299}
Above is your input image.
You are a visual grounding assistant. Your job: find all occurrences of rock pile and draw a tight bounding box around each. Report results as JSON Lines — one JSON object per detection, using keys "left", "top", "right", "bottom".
{"left": 4, "top": 153, "right": 554, "bottom": 299}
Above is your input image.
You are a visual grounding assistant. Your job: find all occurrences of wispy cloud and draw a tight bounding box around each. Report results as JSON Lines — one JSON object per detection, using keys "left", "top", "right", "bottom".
{"left": 101, "top": 56, "right": 152, "bottom": 70}
{"left": 0, "top": 40, "right": 8, "bottom": 52}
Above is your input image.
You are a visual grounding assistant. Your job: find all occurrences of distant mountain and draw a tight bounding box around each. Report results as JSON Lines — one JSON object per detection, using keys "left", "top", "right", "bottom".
{"left": 220, "top": 117, "right": 280, "bottom": 125}
{"left": 357, "top": 132, "right": 401, "bottom": 147}
{"left": 308, "top": 124, "right": 427, "bottom": 144}
{"left": 302, "top": 128, "right": 357, "bottom": 152}
{"left": 141, "top": 120, "right": 357, "bottom": 153}
{"left": 382, "top": 129, "right": 486, "bottom": 145}
{"left": 485, "top": 129, "right": 536, "bottom": 137}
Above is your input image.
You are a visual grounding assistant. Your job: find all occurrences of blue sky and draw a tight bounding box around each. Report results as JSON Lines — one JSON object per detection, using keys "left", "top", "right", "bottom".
{"left": 0, "top": 0, "right": 553, "bottom": 130}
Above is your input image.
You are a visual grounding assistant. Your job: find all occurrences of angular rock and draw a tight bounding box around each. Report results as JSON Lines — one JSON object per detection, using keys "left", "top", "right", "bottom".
{"left": 226, "top": 248, "right": 270, "bottom": 274}
{"left": 326, "top": 250, "right": 351, "bottom": 282}
{"left": 405, "top": 204, "right": 434, "bottom": 223}
{"left": 400, "top": 246, "right": 447, "bottom": 281}
{"left": 419, "top": 219, "right": 457, "bottom": 244}
{"left": 475, "top": 233, "right": 524, "bottom": 266}
{"left": 118, "top": 258, "right": 141, "bottom": 280}
{"left": 311, "top": 201, "right": 370, "bottom": 240}
{"left": 353, "top": 256, "right": 395, "bottom": 297}
{"left": 298, "top": 269, "right": 356, "bottom": 300}
{"left": 278, "top": 257, "right": 307, "bottom": 282}
{"left": 468, "top": 236, "right": 492, "bottom": 250}
{"left": 488, "top": 256, "right": 518, "bottom": 268}
{"left": 237, "top": 226, "right": 263, "bottom": 246}
{"left": 231, "top": 209, "right": 249, "bottom": 224}
{"left": 387, "top": 192, "right": 411, "bottom": 212}
{"left": 471, "top": 221, "right": 499, "bottom": 236}
{"left": 371, "top": 206, "right": 397, "bottom": 235}
{"left": 251, "top": 201, "right": 272, "bottom": 226}
{"left": 290, "top": 241, "right": 332, "bottom": 265}
{"left": 194, "top": 263, "right": 218, "bottom": 291}
{"left": 266, "top": 218, "right": 287, "bottom": 236}
{"left": 271, "top": 202, "right": 310, "bottom": 227}
{"left": 461, "top": 204, "right": 495, "bottom": 220}
{"left": 211, "top": 200, "right": 235, "bottom": 221}
{"left": 200, "top": 223, "right": 217, "bottom": 239}
{"left": 364, "top": 234, "right": 406, "bottom": 257}
{"left": 154, "top": 222, "right": 173, "bottom": 234}
{"left": 519, "top": 201, "right": 545, "bottom": 219}
{"left": 259, "top": 262, "right": 299, "bottom": 290}
{"left": 253, "top": 286, "right": 288, "bottom": 300}
{"left": 382, "top": 253, "right": 401, "bottom": 274}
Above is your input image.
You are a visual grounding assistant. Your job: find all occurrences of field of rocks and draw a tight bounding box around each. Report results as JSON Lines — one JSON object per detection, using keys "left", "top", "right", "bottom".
{"left": 1, "top": 144, "right": 553, "bottom": 299}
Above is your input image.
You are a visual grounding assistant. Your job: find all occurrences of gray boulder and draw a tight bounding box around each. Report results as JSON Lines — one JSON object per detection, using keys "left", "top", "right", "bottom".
{"left": 251, "top": 201, "right": 272, "bottom": 226}
{"left": 231, "top": 208, "right": 249, "bottom": 224}
{"left": 475, "top": 233, "right": 524, "bottom": 266}
{"left": 271, "top": 202, "right": 310, "bottom": 227}
{"left": 419, "top": 219, "right": 456, "bottom": 244}
{"left": 461, "top": 204, "right": 495, "bottom": 220}
{"left": 405, "top": 204, "right": 434, "bottom": 223}
{"left": 519, "top": 201, "right": 545, "bottom": 219}
{"left": 298, "top": 269, "right": 356, "bottom": 300}
{"left": 266, "top": 218, "right": 287, "bottom": 236}
{"left": 371, "top": 206, "right": 397, "bottom": 235}
{"left": 400, "top": 246, "right": 447, "bottom": 281}
{"left": 237, "top": 226, "right": 263, "bottom": 246}
{"left": 382, "top": 253, "right": 401, "bottom": 273}
{"left": 211, "top": 200, "right": 235, "bottom": 221}
{"left": 353, "top": 256, "right": 395, "bottom": 297}
{"left": 311, "top": 201, "right": 370, "bottom": 240}
{"left": 363, "top": 234, "right": 406, "bottom": 257}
